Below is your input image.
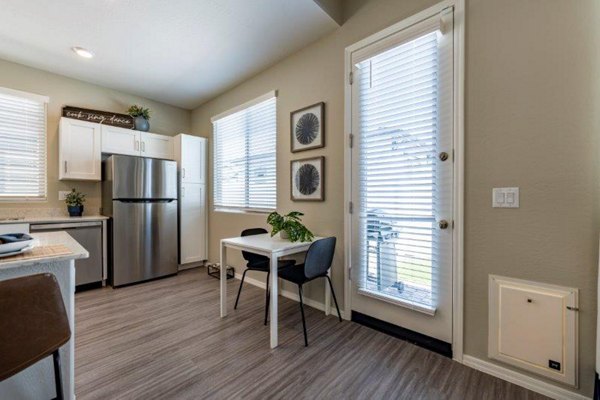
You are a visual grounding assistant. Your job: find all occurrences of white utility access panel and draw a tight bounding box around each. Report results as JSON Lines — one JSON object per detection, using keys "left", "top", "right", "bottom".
{"left": 489, "top": 275, "right": 578, "bottom": 386}
{"left": 492, "top": 187, "right": 519, "bottom": 208}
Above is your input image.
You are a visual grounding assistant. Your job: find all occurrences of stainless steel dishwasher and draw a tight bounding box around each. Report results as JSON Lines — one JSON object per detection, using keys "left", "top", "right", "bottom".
{"left": 30, "top": 221, "right": 104, "bottom": 286}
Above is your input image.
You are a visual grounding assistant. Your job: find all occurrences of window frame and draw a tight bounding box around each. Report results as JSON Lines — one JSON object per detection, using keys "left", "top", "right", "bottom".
{"left": 0, "top": 86, "right": 49, "bottom": 202}
{"left": 211, "top": 91, "right": 277, "bottom": 214}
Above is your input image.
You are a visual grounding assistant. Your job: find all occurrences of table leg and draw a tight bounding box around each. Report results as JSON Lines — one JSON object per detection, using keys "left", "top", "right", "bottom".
{"left": 220, "top": 243, "right": 227, "bottom": 318}
{"left": 325, "top": 269, "right": 331, "bottom": 316}
{"left": 270, "top": 254, "right": 278, "bottom": 348}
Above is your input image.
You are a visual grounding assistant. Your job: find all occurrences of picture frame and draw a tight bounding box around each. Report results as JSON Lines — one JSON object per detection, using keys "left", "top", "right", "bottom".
{"left": 290, "top": 156, "right": 325, "bottom": 201}
{"left": 290, "top": 102, "right": 325, "bottom": 153}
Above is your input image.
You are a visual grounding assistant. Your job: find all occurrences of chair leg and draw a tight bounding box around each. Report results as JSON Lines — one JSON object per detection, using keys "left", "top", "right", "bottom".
{"left": 234, "top": 269, "right": 248, "bottom": 310}
{"left": 52, "top": 349, "right": 64, "bottom": 400}
{"left": 326, "top": 275, "right": 342, "bottom": 322}
{"left": 298, "top": 285, "right": 308, "bottom": 346}
{"left": 264, "top": 271, "right": 270, "bottom": 326}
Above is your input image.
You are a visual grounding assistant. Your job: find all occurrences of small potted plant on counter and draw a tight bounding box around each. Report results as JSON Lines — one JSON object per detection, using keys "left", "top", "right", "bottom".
{"left": 267, "top": 211, "right": 314, "bottom": 242}
{"left": 65, "top": 189, "right": 86, "bottom": 217}
{"left": 127, "top": 105, "right": 151, "bottom": 131}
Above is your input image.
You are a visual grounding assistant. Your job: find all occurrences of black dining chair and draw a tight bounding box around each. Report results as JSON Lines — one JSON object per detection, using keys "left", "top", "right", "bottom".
{"left": 278, "top": 237, "right": 342, "bottom": 346}
{"left": 235, "top": 228, "right": 295, "bottom": 325}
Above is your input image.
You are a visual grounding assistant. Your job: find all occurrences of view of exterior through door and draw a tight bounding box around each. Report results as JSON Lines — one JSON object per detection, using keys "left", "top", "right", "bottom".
{"left": 349, "top": 8, "right": 455, "bottom": 344}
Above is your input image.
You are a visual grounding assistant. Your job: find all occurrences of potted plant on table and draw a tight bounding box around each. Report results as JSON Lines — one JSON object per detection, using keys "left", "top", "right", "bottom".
{"left": 65, "top": 189, "right": 86, "bottom": 217}
{"left": 267, "top": 211, "right": 314, "bottom": 242}
{"left": 127, "top": 105, "right": 151, "bottom": 131}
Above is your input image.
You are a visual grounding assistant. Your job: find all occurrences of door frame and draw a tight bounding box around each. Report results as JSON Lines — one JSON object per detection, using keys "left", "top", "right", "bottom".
{"left": 343, "top": 0, "right": 465, "bottom": 361}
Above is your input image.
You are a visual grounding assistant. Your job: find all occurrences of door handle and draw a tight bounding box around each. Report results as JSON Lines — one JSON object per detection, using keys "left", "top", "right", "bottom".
{"left": 438, "top": 220, "right": 449, "bottom": 229}
{"left": 135, "top": 140, "right": 139, "bottom": 151}
{"left": 64, "top": 161, "right": 68, "bottom": 173}
{"left": 182, "top": 168, "right": 186, "bottom": 179}
{"left": 182, "top": 187, "right": 185, "bottom": 197}
{"left": 141, "top": 141, "right": 146, "bottom": 152}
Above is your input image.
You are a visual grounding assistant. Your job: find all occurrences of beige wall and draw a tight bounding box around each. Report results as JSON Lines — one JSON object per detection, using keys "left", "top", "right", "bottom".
{"left": 192, "top": 0, "right": 600, "bottom": 396}
{"left": 0, "top": 58, "right": 191, "bottom": 213}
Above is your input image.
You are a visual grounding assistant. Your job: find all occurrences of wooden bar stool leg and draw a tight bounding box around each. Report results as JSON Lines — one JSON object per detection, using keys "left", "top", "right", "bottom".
{"left": 52, "top": 349, "right": 64, "bottom": 400}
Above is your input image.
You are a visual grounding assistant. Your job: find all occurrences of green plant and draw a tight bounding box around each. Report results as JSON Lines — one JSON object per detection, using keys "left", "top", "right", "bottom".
{"left": 127, "top": 105, "right": 151, "bottom": 120}
{"left": 267, "top": 211, "right": 314, "bottom": 242}
{"left": 65, "top": 188, "right": 86, "bottom": 207}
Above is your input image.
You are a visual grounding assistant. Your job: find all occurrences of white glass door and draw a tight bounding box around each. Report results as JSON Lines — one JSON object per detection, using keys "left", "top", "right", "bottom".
{"left": 350, "top": 9, "right": 454, "bottom": 343}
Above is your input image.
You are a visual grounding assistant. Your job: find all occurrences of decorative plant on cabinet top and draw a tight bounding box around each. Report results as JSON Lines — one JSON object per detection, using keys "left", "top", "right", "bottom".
{"left": 127, "top": 105, "right": 151, "bottom": 132}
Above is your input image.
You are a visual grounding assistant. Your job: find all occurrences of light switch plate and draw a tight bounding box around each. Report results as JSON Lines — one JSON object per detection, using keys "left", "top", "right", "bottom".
{"left": 58, "top": 191, "right": 70, "bottom": 201}
{"left": 492, "top": 187, "right": 519, "bottom": 208}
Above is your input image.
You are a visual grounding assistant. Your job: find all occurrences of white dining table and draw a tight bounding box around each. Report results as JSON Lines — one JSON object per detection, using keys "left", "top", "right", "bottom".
{"left": 220, "top": 233, "right": 328, "bottom": 348}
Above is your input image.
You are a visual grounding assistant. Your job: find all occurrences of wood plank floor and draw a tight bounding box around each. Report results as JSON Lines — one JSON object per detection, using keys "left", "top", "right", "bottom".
{"left": 75, "top": 268, "right": 550, "bottom": 400}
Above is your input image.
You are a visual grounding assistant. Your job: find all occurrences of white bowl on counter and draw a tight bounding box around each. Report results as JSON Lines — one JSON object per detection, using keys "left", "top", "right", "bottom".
{"left": 0, "top": 233, "right": 35, "bottom": 254}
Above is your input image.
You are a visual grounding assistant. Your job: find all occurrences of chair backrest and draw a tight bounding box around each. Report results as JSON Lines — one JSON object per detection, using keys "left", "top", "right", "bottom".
{"left": 0, "top": 273, "right": 71, "bottom": 381}
{"left": 241, "top": 228, "right": 269, "bottom": 264}
{"left": 304, "top": 237, "right": 336, "bottom": 279}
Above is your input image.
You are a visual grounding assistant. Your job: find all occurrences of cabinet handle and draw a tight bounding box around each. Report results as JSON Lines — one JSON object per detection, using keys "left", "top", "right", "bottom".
{"left": 135, "top": 140, "right": 139, "bottom": 151}
{"left": 64, "top": 161, "right": 68, "bottom": 173}
{"left": 141, "top": 141, "right": 145, "bottom": 152}
{"left": 182, "top": 168, "right": 186, "bottom": 178}
{"left": 182, "top": 187, "right": 185, "bottom": 197}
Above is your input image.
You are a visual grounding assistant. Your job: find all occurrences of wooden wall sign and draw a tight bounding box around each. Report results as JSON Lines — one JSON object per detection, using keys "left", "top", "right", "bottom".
{"left": 62, "top": 106, "right": 134, "bottom": 129}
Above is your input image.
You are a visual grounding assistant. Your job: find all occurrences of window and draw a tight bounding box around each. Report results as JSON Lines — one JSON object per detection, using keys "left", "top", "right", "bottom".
{"left": 0, "top": 87, "right": 48, "bottom": 201}
{"left": 212, "top": 91, "right": 277, "bottom": 212}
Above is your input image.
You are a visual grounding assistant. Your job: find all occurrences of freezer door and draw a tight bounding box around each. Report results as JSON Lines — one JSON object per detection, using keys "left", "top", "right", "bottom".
{"left": 111, "top": 200, "right": 178, "bottom": 286}
{"left": 110, "top": 155, "right": 177, "bottom": 199}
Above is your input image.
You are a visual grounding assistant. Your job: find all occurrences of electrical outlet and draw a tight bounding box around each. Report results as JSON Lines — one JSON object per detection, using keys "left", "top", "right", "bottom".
{"left": 58, "top": 191, "right": 70, "bottom": 201}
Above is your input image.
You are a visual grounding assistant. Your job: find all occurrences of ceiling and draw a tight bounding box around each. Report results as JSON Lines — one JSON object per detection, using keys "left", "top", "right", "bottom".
{"left": 0, "top": 0, "right": 340, "bottom": 109}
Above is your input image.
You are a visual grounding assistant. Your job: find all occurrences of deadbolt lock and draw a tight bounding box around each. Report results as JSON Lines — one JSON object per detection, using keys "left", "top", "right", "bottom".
{"left": 439, "top": 152, "right": 449, "bottom": 161}
{"left": 438, "top": 220, "right": 449, "bottom": 229}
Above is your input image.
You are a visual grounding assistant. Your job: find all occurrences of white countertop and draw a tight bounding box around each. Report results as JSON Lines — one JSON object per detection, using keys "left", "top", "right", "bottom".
{"left": 0, "top": 231, "right": 89, "bottom": 269}
{"left": 0, "top": 215, "right": 108, "bottom": 225}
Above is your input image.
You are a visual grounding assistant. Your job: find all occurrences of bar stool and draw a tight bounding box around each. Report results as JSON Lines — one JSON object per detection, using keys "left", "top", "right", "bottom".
{"left": 0, "top": 273, "right": 71, "bottom": 400}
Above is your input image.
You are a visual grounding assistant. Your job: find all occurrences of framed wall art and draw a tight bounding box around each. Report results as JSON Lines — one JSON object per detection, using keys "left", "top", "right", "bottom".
{"left": 290, "top": 102, "right": 325, "bottom": 153}
{"left": 290, "top": 156, "right": 324, "bottom": 201}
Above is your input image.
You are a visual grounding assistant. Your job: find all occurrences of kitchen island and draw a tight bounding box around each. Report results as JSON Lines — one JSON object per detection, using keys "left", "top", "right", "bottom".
{"left": 0, "top": 231, "right": 88, "bottom": 400}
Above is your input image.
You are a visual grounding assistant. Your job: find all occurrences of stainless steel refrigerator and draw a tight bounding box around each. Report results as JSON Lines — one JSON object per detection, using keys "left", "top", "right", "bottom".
{"left": 102, "top": 155, "right": 178, "bottom": 287}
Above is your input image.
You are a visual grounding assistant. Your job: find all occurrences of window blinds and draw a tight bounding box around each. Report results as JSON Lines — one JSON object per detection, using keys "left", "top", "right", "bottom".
{"left": 213, "top": 94, "right": 276, "bottom": 212}
{"left": 0, "top": 88, "right": 47, "bottom": 200}
{"left": 356, "top": 29, "right": 443, "bottom": 312}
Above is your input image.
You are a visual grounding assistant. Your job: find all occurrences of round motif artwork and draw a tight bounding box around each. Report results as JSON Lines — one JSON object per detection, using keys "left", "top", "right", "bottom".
{"left": 295, "top": 113, "right": 320, "bottom": 145}
{"left": 295, "top": 164, "right": 320, "bottom": 195}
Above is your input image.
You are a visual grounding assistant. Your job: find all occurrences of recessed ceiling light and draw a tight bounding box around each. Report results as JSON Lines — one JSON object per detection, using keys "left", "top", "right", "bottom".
{"left": 72, "top": 47, "right": 94, "bottom": 59}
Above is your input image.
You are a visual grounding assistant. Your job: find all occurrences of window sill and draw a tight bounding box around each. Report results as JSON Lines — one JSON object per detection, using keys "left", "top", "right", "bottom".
{"left": 213, "top": 208, "right": 273, "bottom": 216}
{"left": 0, "top": 197, "right": 47, "bottom": 203}
{"left": 357, "top": 288, "right": 436, "bottom": 316}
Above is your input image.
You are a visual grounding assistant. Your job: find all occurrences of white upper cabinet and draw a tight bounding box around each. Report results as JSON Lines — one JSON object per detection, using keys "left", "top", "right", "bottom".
{"left": 175, "top": 134, "right": 207, "bottom": 184}
{"left": 101, "top": 126, "right": 174, "bottom": 160}
{"left": 140, "top": 132, "right": 173, "bottom": 160}
{"left": 59, "top": 118, "right": 102, "bottom": 181}
{"left": 101, "top": 125, "right": 139, "bottom": 156}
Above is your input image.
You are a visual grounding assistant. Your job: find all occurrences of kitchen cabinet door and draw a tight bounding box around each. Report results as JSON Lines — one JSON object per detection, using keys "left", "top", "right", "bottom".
{"left": 101, "top": 125, "right": 139, "bottom": 156}
{"left": 180, "top": 134, "right": 206, "bottom": 184}
{"left": 59, "top": 118, "right": 101, "bottom": 180}
{"left": 141, "top": 132, "right": 174, "bottom": 160}
{"left": 180, "top": 183, "right": 206, "bottom": 264}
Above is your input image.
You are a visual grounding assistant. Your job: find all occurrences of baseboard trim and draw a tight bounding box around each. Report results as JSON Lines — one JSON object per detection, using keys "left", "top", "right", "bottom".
{"left": 351, "top": 311, "right": 452, "bottom": 358}
{"left": 233, "top": 272, "right": 347, "bottom": 319}
{"left": 462, "top": 355, "right": 590, "bottom": 400}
